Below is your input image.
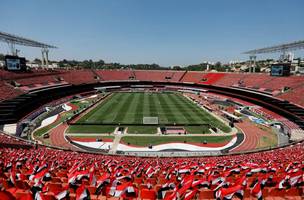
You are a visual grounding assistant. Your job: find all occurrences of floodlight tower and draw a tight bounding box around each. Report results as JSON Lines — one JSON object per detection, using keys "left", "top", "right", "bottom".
{"left": 249, "top": 55, "right": 257, "bottom": 73}
{"left": 41, "top": 48, "right": 50, "bottom": 68}
{"left": 8, "top": 41, "right": 16, "bottom": 56}
{"left": 41, "top": 49, "right": 45, "bottom": 66}
{"left": 0, "top": 31, "right": 57, "bottom": 68}
{"left": 243, "top": 40, "right": 304, "bottom": 72}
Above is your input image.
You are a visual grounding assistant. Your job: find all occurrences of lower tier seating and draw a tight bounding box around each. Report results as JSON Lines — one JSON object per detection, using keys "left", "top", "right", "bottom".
{"left": 0, "top": 133, "right": 303, "bottom": 200}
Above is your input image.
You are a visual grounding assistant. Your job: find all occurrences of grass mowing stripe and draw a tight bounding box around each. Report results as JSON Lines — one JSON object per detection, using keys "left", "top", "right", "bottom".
{"left": 167, "top": 93, "right": 198, "bottom": 123}
{"left": 152, "top": 94, "right": 163, "bottom": 122}
{"left": 86, "top": 93, "right": 122, "bottom": 122}
{"left": 152, "top": 94, "right": 168, "bottom": 123}
{"left": 121, "top": 93, "right": 140, "bottom": 123}
{"left": 77, "top": 94, "right": 117, "bottom": 122}
{"left": 176, "top": 94, "right": 231, "bottom": 132}
{"left": 148, "top": 93, "right": 158, "bottom": 117}
{"left": 142, "top": 93, "right": 150, "bottom": 117}
{"left": 162, "top": 94, "right": 188, "bottom": 124}
{"left": 157, "top": 94, "right": 177, "bottom": 123}
{"left": 175, "top": 94, "right": 211, "bottom": 120}
{"left": 91, "top": 93, "right": 124, "bottom": 122}
{"left": 132, "top": 93, "right": 145, "bottom": 123}
{"left": 174, "top": 95, "right": 209, "bottom": 121}
{"left": 74, "top": 92, "right": 230, "bottom": 133}
{"left": 113, "top": 93, "right": 136, "bottom": 122}
{"left": 98, "top": 93, "right": 128, "bottom": 123}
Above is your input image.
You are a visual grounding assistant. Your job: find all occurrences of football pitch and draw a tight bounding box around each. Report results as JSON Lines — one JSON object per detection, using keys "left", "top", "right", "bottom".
{"left": 68, "top": 92, "right": 231, "bottom": 134}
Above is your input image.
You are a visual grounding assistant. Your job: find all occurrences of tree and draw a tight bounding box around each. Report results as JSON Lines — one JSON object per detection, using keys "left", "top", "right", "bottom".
{"left": 172, "top": 66, "right": 182, "bottom": 70}
{"left": 96, "top": 59, "right": 105, "bottom": 68}
{"left": 0, "top": 54, "right": 5, "bottom": 61}
{"left": 215, "top": 61, "right": 221, "bottom": 68}
{"left": 33, "top": 58, "right": 41, "bottom": 64}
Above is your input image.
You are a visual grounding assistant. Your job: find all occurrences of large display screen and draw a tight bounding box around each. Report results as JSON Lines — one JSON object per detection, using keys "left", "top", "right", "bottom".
{"left": 4, "top": 55, "right": 27, "bottom": 71}
{"left": 271, "top": 64, "right": 290, "bottom": 76}
{"left": 6, "top": 58, "right": 21, "bottom": 70}
{"left": 271, "top": 65, "right": 284, "bottom": 76}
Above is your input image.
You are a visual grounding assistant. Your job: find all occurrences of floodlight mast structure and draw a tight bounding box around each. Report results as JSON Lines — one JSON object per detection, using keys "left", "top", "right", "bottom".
{"left": 243, "top": 40, "right": 304, "bottom": 73}
{"left": 0, "top": 31, "right": 57, "bottom": 68}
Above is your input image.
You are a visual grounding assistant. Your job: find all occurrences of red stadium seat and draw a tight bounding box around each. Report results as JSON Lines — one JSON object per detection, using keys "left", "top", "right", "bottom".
{"left": 140, "top": 189, "right": 156, "bottom": 200}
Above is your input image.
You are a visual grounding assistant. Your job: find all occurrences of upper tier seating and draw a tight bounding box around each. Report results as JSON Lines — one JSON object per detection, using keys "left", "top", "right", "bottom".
{"left": 279, "top": 86, "right": 304, "bottom": 107}
{"left": 181, "top": 72, "right": 225, "bottom": 84}
{"left": 260, "top": 76, "right": 304, "bottom": 91}
{"left": 14, "top": 75, "right": 61, "bottom": 86}
{"left": 215, "top": 73, "right": 245, "bottom": 87}
{"left": 215, "top": 73, "right": 304, "bottom": 92}
{"left": 0, "top": 69, "right": 67, "bottom": 92}
{"left": 198, "top": 73, "right": 226, "bottom": 85}
{"left": 0, "top": 69, "right": 62, "bottom": 82}
{"left": 59, "top": 70, "right": 97, "bottom": 84}
{"left": 96, "top": 70, "right": 134, "bottom": 81}
{"left": 1, "top": 68, "right": 304, "bottom": 108}
{"left": 181, "top": 71, "right": 208, "bottom": 83}
{"left": 134, "top": 70, "right": 184, "bottom": 82}
{"left": 171, "top": 71, "right": 186, "bottom": 82}
{"left": 0, "top": 132, "right": 303, "bottom": 200}
{"left": 238, "top": 74, "right": 272, "bottom": 88}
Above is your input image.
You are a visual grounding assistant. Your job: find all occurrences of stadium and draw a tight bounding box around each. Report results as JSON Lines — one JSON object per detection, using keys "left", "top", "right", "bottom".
{"left": 0, "top": 1, "right": 304, "bottom": 199}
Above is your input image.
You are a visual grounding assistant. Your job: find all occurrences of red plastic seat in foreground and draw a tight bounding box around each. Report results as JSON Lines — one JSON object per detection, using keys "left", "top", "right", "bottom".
{"left": 140, "top": 188, "right": 157, "bottom": 200}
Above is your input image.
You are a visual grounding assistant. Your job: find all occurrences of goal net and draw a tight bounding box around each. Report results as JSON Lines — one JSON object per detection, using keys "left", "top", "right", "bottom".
{"left": 143, "top": 117, "right": 159, "bottom": 125}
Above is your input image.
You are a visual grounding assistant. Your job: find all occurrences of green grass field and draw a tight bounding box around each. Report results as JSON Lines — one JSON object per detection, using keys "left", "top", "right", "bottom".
{"left": 121, "top": 135, "right": 233, "bottom": 146}
{"left": 67, "top": 125, "right": 115, "bottom": 134}
{"left": 127, "top": 126, "right": 157, "bottom": 134}
{"left": 68, "top": 92, "right": 231, "bottom": 134}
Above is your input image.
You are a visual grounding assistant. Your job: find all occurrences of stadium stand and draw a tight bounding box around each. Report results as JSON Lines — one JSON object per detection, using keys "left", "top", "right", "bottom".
{"left": 12, "top": 75, "right": 59, "bottom": 86}
{"left": 59, "top": 70, "right": 97, "bottom": 84}
{"left": 215, "top": 73, "right": 245, "bottom": 87}
{"left": 0, "top": 70, "right": 304, "bottom": 125}
{"left": 2, "top": 69, "right": 304, "bottom": 104}
{"left": 0, "top": 69, "right": 303, "bottom": 199}
{"left": 198, "top": 73, "right": 226, "bottom": 85}
{"left": 237, "top": 74, "right": 271, "bottom": 89}
{"left": 0, "top": 132, "right": 29, "bottom": 146}
{"left": 0, "top": 132, "right": 303, "bottom": 200}
{"left": 170, "top": 71, "right": 185, "bottom": 82}
{"left": 259, "top": 76, "right": 304, "bottom": 91}
{"left": 96, "top": 70, "right": 134, "bottom": 81}
{"left": 134, "top": 70, "right": 183, "bottom": 82}
{"left": 0, "top": 81, "right": 24, "bottom": 101}
{"left": 180, "top": 71, "right": 207, "bottom": 83}
{"left": 279, "top": 86, "right": 304, "bottom": 108}
{"left": 0, "top": 69, "right": 63, "bottom": 82}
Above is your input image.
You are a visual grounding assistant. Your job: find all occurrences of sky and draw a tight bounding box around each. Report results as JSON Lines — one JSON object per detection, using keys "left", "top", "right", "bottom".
{"left": 0, "top": 0, "right": 304, "bottom": 66}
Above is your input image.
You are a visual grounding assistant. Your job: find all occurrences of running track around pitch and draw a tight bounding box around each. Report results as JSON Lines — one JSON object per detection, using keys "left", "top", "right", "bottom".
{"left": 231, "top": 121, "right": 264, "bottom": 152}
{"left": 49, "top": 103, "right": 80, "bottom": 151}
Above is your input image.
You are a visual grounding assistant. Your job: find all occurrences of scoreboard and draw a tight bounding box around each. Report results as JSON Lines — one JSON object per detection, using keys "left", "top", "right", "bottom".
{"left": 270, "top": 63, "right": 291, "bottom": 76}
{"left": 4, "top": 55, "right": 27, "bottom": 71}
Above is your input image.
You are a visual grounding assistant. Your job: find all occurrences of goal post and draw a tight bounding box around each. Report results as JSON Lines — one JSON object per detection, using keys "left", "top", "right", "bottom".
{"left": 143, "top": 117, "right": 159, "bottom": 125}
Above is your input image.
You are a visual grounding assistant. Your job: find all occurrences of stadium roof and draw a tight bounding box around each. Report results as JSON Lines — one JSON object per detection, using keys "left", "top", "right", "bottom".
{"left": 243, "top": 40, "right": 304, "bottom": 54}
{"left": 0, "top": 31, "right": 57, "bottom": 49}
